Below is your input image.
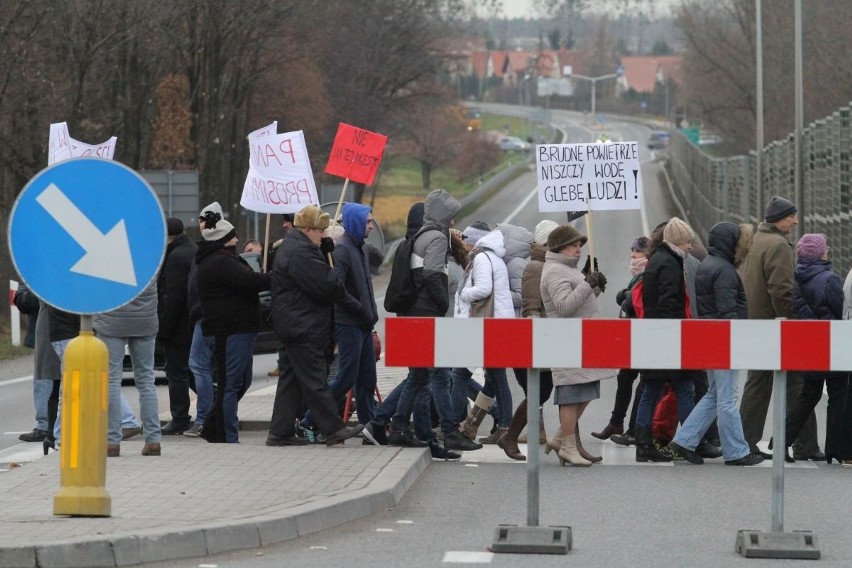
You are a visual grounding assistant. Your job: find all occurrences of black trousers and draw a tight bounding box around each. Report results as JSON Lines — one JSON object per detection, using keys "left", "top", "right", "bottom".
{"left": 269, "top": 343, "right": 345, "bottom": 438}
{"left": 165, "top": 344, "right": 195, "bottom": 425}
{"left": 786, "top": 372, "right": 852, "bottom": 459}
{"left": 512, "top": 368, "right": 554, "bottom": 407}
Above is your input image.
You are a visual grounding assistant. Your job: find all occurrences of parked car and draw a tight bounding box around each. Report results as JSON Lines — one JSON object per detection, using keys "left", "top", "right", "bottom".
{"left": 498, "top": 136, "right": 531, "bottom": 152}
{"left": 647, "top": 130, "right": 670, "bottom": 150}
{"left": 240, "top": 251, "right": 279, "bottom": 354}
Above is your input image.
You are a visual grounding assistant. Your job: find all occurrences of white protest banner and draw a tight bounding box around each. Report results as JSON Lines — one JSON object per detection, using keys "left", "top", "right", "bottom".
{"left": 240, "top": 129, "right": 319, "bottom": 214}
{"left": 536, "top": 141, "right": 641, "bottom": 213}
{"left": 248, "top": 121, "right": 277, "bottom": 140}
{"left": 48, "top": 122, "right": 117, "bottom": 165}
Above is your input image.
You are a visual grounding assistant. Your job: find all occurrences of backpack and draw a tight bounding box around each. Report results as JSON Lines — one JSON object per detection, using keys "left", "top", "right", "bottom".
{"left": 383, "top": 229, "right": 426, "bottom": 314}
{"left": 617, "top": 273, "right": 644, "bottom": 318}
{"left": 630, "top": 277, "right": 645, "bottom": 319}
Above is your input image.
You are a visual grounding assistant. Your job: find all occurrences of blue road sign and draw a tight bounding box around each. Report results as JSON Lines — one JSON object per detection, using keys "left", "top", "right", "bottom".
{"left": 8, "top": 158, "right": 166, "bottom": 314}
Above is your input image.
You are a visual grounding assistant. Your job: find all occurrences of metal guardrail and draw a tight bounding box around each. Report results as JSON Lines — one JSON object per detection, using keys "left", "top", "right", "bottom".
{"left": 667, "top": 103, "right": 852, "bottom": 275}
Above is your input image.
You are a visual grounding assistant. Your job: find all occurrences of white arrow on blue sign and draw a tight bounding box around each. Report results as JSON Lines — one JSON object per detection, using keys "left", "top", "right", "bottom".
{"left": 8, "top": 158, "right": 166, "bottom": 314}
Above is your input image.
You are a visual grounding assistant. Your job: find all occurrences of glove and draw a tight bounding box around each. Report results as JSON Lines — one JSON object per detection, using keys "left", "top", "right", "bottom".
{"left": 585, "top": 270, "right": 606, "bottom": 291}
{"left": 581, "top": 255, "right": 599, "bottom": 275}
{"left": 320, "top": 237, "right": 335, "bottom": 256}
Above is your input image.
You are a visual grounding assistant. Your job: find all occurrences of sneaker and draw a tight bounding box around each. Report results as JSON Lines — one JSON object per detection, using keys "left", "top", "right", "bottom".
{"left": 388, "top": 429, "right": 429, "bottom": 448}
{"left": 325, "top": 424, "right": 365, "bottom": 446}
{"left": 19, "top": 428, "right": 49, "bottom": 442}
{"left": 428, "top": 440, "right": 461, "bottom": 462}
{"left": 161, "top": 421, "right": 191, "bottom": 435}
{"left": 266, "top": 434, "right": 309, "bottom": 446}
{"left": 122, "top": 426, "right": 143, "bottom": 440}
{"left": 444, "top": 430, "right": 483, "bottom": 451}
{"left": 725, "top": 453, "right": 765, "bottom": 466}
{"left": 183, "top": 423, "right": 204, "bottom": 438}
{"left": 696, "top": 441, "right": 723, "bottom": 459}
{"left": 668, "top": 441, "right": 704, "bottom": 465}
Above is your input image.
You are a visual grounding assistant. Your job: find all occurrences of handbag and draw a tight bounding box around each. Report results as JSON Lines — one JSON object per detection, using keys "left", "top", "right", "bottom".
{"left": 468, "top": 252, "right": 495, "bottom": 318}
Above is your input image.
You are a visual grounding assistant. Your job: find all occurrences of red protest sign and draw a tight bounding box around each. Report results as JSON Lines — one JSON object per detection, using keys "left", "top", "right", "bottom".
{"left": 324, "top": 123, "right": 387, "bottom": 185}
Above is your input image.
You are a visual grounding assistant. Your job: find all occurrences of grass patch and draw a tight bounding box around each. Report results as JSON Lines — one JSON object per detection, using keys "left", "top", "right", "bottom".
{"left": 0, "top": 330, "right": 32, "bottom": 361}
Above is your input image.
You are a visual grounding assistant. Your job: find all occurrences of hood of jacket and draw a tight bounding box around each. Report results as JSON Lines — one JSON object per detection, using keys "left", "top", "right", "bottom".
{"left": 422, "top": 189, "right": 461, "bottom": 233}
{"left": 706, "top": 222, "right": 739, "bottom": 264}
{"left": 498, "top": 223, "right": 534, "bottom": 262}
{"left": 795, "top": 258, "right": 834, "bottom": 287}
{"left": 342, "top": 202, "right": 372, "bottom": 245}
{"left": 475, "top": 229, "right": 506, "bottom": 257}
{"left": 405, "top": 202, "right": 425, "bottom": 239}
{"left": 530, "top": 243, "right": 547, "bottom": 262}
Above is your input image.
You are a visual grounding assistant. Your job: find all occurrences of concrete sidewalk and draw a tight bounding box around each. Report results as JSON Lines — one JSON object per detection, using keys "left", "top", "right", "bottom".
{"left": 0, "top": 361, "right": 427, "bottom": 568}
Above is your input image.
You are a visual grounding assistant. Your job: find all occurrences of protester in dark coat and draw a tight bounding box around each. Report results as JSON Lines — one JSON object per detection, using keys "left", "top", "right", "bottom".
{"left": 785, "top": 234, "right": 852, "bottom": 463}
{"left": 668, "top": 222, "right": 763, "bottom": 466}
{"left": 634, "top": 217, "right": 696, "bottom": 462}
{"left": 266, "top": 205, "right": 364, "bottom": 447}
{"left": 157, "top": 218, "right": 198, "bottom": 435}
{"left": 301, "top": 202, "right": 379, "bottom": 429}
{"left": 196, "top": 214, "right": 271, "bottom": 443}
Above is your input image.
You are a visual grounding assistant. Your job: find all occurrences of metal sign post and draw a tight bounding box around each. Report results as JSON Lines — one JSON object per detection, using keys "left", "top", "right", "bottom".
{"left": 492, "top": 368, "right": 571, "bottom": 555}
{"left": 735, "top": 370, "right": 820, "bottom": 559}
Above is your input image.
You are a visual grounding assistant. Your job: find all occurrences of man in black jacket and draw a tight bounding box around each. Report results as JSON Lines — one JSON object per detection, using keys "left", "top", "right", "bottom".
{"left": 196, "top": 214, "right": 271, "bottom": 443}
{"left": 158, "top": 218, "right": 198, "bottom": 435}
{"left": 266, "top": 205, "right": 364, "bottom": 447}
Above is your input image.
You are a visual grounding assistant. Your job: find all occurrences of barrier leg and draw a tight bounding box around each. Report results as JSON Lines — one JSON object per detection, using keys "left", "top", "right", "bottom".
{"left": 492, "top": 368, "right": 571, "bottom": 555}
{"left": 735, "top": 370, "right": 819, "bottom": 559}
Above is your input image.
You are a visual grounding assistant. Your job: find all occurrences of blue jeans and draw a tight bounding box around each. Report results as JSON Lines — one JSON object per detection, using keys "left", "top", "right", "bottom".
{"left": 304, "top": 325, "right": 377, "bottom": 427}
{"left": 50, "top": 339, "right": 73, "bottom": 443}
{"left": 101, "top": 334, "right": 161, "bottom": 444}
{"left": 189, "top": 322, "right": 215, "bottom": 425}
{"left": 215, "top": 333, "right": 256, "bottom": 443}
{"left": 673, "top": 369, "right": 750, "bottom": 461}
{"left": 33, "top": 378, "right": 52, "bottom": 431}
{"left": 636, "top": 373, "right": 695, "bottom": 432}
{"left": 481, "top": 368, "right": 511, "bottom": 427}
{"left": 451, "top": 367, "right": 501, "bottom": 423}
{"left": 390, "top": 367, "right": 431, "bottom": 432}
{"left": 375, "top": 372, "right": 443, "bottom": 439}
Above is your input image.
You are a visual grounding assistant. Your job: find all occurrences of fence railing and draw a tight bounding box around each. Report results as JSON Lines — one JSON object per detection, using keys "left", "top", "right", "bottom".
{"left": 668, "top": 103, "right": 852, "bottom": 276}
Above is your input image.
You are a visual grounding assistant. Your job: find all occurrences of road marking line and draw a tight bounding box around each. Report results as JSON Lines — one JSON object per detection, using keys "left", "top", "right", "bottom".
{"left": 443, "top": 551, "right": 494, "bottom": 563}
{"left": 0, "top": 376, "right": 34, "bottom": 387}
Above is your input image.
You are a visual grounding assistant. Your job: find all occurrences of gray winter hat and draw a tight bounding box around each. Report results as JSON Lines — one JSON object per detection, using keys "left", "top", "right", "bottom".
{"left": 764, "top": 196, "right": 797, "bottom": 223}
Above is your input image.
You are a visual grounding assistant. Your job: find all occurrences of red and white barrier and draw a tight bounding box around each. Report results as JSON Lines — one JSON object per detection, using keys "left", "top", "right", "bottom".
{"left": 385, "top": 318, "right": 852, "bottom": 372}
{"left": 9, "top": 279, "right": 21, "bottom": 347}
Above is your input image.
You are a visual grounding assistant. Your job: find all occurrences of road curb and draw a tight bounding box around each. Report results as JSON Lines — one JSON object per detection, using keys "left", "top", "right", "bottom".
{"left": 0, "top": 448, "right": 430, "bottom": 568}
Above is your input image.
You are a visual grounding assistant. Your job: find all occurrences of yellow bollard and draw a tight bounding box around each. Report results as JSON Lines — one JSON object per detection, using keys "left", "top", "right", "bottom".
{"left": 53, "top": 330, "right": 111, "bottom": 517}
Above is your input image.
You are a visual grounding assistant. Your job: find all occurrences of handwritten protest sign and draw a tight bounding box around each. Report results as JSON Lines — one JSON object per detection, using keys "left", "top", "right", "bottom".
{"left": 324, "top": 123, "right": 387, "bottom": 186}
{"left": 536, "top": 141, "right": 641, "bottom": 213}
{"left": 248, "top": 121, "right": 277, "bottom": 140}
{"left": 240, "top": 129, "right": 319, "bottom": 214}
{"left": 48, "top": 122, "right": 117, "bottom": 165}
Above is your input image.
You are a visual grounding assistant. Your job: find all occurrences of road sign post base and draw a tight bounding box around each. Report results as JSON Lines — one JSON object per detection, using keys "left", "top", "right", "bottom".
{"left": 735, "top": 530, "right": 820, "bottom": 559}
{"left": 491, "top": 524, "right": 571, "bottom": 555}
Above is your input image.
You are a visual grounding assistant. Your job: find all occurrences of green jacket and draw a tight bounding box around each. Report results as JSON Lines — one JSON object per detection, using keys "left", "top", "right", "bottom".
{"left": 739, "top": 222, "right": 795, "bottom": 319}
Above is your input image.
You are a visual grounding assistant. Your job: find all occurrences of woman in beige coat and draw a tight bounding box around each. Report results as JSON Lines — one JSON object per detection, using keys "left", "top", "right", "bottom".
{"left": 540, "top": 224, "right": 614, "bottom": 466}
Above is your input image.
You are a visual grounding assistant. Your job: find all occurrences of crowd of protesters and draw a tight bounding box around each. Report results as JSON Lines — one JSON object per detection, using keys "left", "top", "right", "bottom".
{"left": 13, "top": 193, "right": 852, "bottom": 466}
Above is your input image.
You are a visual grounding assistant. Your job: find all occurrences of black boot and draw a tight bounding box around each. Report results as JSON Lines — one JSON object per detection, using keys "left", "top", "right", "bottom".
{"left": 43, "top": 393, "right": 59, "bottom": 455}
{"left": 635, "top": 427, "right": 671, "bottom": 463}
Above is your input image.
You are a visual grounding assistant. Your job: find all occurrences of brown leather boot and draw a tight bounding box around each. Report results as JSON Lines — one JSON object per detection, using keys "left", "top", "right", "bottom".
{"left": 461, "top": 392, "right": 494, "bottom": 440}
{"left": 576, "top": 423, "right": 602, "bottom": 463}
{"left": 591, "top": 421, "right": 624, "bottom": 440}
{"left": 106, "top": 444, "right": 120, "bottom": 458}
{"left": 518, "top": 407, "right": 546, "bottom": 444}
{"left": 141, "top": 443, "right": 161, "bottom": 456}
{"left": 498, "top": 400, "right": 527, "bottom": 461}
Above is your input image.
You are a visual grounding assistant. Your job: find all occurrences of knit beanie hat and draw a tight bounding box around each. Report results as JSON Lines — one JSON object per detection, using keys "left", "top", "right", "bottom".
{"left": 764, "top": 196, "right": 797, "bottom": 223}
{"left": 199, "top": 201, "right": 223, "bottom": 219}
{"left": 547, "top": 224, "right": 587, "bottom": 252}
{"left": 796, "top": 233, "right": 827, "bottom": 260}
{"left": 202, "top": 218, "right": 237, "bottom": 244}
{"left": 167, "top": 218, "right": 184, "bottom": 237}
{"left": 462, "top": 220, "right": 491, "bottom": 245}
{"left": 293, "top": 205, "right": 330, "bottom": 230}
{"left": 631, "top": 235, "right": 650, "bottom": 253}
{"left": 534, "top": 220, "right": 559, "bottom": 246}
{"left": 663, "top": 217, "right": 694, "bottom": 246}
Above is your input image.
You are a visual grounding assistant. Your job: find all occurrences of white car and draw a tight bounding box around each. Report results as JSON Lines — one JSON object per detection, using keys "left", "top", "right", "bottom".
{"left": 498, "top": 136, "right": 531, "bottom": 151}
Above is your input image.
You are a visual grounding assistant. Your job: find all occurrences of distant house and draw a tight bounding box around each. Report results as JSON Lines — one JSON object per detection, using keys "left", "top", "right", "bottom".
{"left": 617, "top": 55, "right": 683, "bottom": 94}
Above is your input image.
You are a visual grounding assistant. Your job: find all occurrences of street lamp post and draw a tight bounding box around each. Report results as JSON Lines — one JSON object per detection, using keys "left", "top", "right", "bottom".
{"left": 571, "top": 69, "right": 622, "bottom": 124}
